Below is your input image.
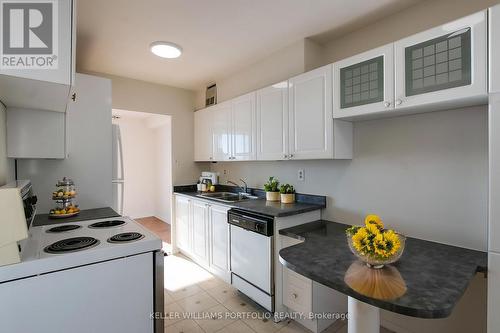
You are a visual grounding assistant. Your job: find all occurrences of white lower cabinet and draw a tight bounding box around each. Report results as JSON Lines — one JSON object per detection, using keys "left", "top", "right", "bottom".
{"left": 192, "top": 201, "right": 210, "bottom": 265}
{"left": 174, "top": 195, "right": 230, "bottom": 282}
{"left": 280, "top": 234, "right": 347, "bottom": 333}
{"left": 175, "top": 195, "right": 192, "bottom": 254}
{"left": 209, "top": 205, "right": 231, "bottom": 283}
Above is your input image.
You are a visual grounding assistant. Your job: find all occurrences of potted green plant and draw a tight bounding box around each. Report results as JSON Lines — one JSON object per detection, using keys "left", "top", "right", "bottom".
{"left": 263, "top": 177, "right": 280, "bottom": 202}
{"left": 279, "top": 184, "right": 296, "bottom": 204}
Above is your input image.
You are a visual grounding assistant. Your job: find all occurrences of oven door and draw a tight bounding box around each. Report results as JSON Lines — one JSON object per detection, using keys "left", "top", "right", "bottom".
{"left": 230, "top": 224, "right": 273, "bottom": 294}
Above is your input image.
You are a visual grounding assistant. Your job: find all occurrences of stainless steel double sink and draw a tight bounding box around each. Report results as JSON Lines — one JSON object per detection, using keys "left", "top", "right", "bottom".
{"left": 196, "top": 192, "right": 259, "bottom": 203}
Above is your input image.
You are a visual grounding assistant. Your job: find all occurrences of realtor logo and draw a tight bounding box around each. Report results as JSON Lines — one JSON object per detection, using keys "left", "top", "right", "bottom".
{"left": 1, "top": 0, "right": 58, "bottom": 69}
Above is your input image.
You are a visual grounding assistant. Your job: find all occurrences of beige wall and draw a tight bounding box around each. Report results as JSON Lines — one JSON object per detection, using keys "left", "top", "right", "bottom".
{"left": 323, "top": 0, "right": 500, "bottom": 63}
{"left": 96, "top": 73, "right": 207, "bottom": 185}
{"left": 194, "top": 39, "right": 325, "bottom": 109}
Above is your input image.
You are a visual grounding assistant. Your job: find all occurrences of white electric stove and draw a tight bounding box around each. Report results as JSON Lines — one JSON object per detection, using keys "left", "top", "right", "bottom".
{"left": 0, "top": 216, "right": 164, "bottom": 333}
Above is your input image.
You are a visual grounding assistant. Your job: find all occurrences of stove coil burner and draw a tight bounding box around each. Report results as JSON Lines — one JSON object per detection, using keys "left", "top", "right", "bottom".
{"left": 88, "top": 220, "right": 126, "bottom": 229}
{"left": 47, "top": 225, "right": 81, "bottom": 233}
{"left": 44, "top": 237, "right": 100, "bottom": 254}
{"left": 107, "top": 232, "right": 144, "bottom": 243}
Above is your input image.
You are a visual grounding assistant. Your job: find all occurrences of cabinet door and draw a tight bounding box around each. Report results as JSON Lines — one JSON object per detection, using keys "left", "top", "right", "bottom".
{"left": 333, "top": 44, "right": 394, "bottom": 120}
{"left": 194, "top": 108, "right": 213, "bottom": 161}
{"left": 212, "top": 101, "right": 232, "bottom": 161}
{"left": 256, "top": 82, "right": 289, "bottom": 160}
{"left": 175, "top": 196, "right": 191, "bottom": 253}
{"left": 288, "top": 64, "right": 333, "bottom": 160}
{"left": 209, "top": 204, "right": 231, "bottom": 283}
{"left": 231, "top": 92, "right": 256, "bottom": 161}
{"left": 191, "top": 200, "right": 209, "bottom": 264}
{"left": 490, "top": 4, "right": 500, "bottom": 93}
{"left": 395, "top": 11, "right": 487, "bottom": 111}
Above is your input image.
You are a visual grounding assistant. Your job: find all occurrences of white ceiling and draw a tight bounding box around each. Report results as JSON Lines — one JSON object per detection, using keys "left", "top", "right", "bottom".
{"left": 76, "top": 0, "right": 422, "bottom": 91}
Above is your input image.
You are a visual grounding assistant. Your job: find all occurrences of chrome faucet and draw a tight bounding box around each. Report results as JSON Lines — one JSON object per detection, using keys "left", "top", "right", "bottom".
{"left": 227, "top": 179, "right": 248, "bottom": 194}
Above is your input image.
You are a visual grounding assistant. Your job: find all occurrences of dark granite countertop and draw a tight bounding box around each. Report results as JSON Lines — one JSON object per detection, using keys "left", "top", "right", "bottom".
{"left": 33, "top": 207, "right": 120, "bottom": 226}
{"left": 174, "top": 185, "right": 325, "bottom": 217}
{"left": 279, "top": 220, "right": 487, "bottom": 319}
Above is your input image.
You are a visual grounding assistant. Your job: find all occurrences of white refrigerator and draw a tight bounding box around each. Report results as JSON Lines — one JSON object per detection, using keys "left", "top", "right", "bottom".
{"left": 489, "top": 4, "right": 500, "bottom": 333}
{"left": 112, "top": 124, "right": 125, "bottom": 215}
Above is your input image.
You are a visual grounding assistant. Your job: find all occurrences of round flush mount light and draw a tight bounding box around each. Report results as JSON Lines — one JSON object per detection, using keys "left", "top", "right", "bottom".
{"left": 150, "top": 41, "right": 182, "bottom": 59}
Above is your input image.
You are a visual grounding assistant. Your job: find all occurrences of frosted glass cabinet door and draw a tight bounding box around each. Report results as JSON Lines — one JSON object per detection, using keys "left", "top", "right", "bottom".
{"left": 333, "top": 44, "right": 394, "bottom": 119}
{"left": 394, "top": 11, "right": 487, "bottom": 111}
{"left": 231, "top": 92, "right": 257, "bottom": 161}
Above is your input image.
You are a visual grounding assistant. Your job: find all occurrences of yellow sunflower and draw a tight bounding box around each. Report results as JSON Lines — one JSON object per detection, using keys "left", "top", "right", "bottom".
{"left": 373, "top": 233, "right": 389, "bottom": 257}
{"left": 365, "top": 214, "right": 384, "bottom": 230}
{"left": 383, "top": 230, "right": 401, "bottom": 256}
{"left": 352, "top": 227, "right": 371, "bottom": 254}
{"left": 365, "top": 223, "right": 380, "bottom": 235}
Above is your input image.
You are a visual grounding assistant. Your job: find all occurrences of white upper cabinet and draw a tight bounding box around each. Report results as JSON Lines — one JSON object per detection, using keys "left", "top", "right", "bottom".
{"left": 256, "top": 82, "right": 289, "bottom": 160}
{"left": 394, "top": 11, "right": 487, "bottom": 112}
{"left": 231, "top": 92, "right": 257, "bottom": 161}
{"left": 0, "top": 0, "right": 75, "bottom": 112}
{"left": 212, "top": 101, "right": 232, "bottom": 161}
{"left": 289, "top": 65, "right": 335, "bottom": 160}
{"left": 333, "top": 44, "right": 394, "bottom": 120}
{"left": 490, "top": 4, "right": 500, "bottom": 93}
{"left": 194, "top": 107, "right": 214, "bottom": 161}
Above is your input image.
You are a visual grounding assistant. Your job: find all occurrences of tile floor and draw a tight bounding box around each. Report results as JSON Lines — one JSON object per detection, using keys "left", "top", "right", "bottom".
{"left": 164, "top": 253, "right": 394, "bottom": 333}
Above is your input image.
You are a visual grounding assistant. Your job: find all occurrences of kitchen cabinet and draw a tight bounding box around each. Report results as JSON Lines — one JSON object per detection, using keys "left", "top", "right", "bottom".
{"left": 289, "top": 65, "right": 353, "bottom": 159}
{"left": 212, "top": 101, "right": 232, "bottom": 161}
{"left": 333, "top": 44, "right": 394, "bottom": 120}
{"left": 194, "top": 107, "right": 214, "bottom": 161}
{"left": 174, "top": 195, "right": 231, "bottom": 282}
{"left": 175, "top": 195, "right": 192, "bottom": 254}
{"left": 208, "top": 204, "right": 231, "bottom": 283}
{"left": 0, "top": 0, "right": 76, "bottom": 112}
{"left": 231, "top": 92, "right": 257, "bottom": 160}
{"left": 7, "top": 108, "right": 67, "bottom": 159}
{"left": 191, "top": 200, "right": 209, "bottom": 265}
{"left": 490, "top": 4, "right": 500, "bottom": 94}
{"left": 394, "top": 11, "right": 487, "bottom": 112}
{"left": 256, "top": 82, "right": 289, "bottom": 160}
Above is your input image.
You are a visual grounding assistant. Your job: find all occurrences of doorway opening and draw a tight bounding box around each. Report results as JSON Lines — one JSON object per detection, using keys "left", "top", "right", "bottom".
{"left": 111, "top": 109, "right": 172, "bottom": 253}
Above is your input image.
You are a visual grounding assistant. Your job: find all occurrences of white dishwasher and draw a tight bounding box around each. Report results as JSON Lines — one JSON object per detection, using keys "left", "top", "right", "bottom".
{"left": 228, "top": 209, "right": 274, "bottom": 312}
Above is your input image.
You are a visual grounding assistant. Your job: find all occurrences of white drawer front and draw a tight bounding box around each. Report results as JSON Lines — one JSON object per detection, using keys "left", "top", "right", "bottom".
{"left": 283, "top": 267, "right": 312, "bottom": 314}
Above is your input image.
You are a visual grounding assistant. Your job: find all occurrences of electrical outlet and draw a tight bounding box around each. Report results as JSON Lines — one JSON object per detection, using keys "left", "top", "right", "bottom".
{"left": 298, "top": 169, "right": 305, "bottom": 181}
{"left": 223, "top": 169, "right": 228, "bottom": 175}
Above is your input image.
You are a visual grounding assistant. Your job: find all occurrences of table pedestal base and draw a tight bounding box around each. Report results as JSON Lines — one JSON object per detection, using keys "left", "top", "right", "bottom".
{"left": 348, "top": 297, "right": 380, "bottom": 333}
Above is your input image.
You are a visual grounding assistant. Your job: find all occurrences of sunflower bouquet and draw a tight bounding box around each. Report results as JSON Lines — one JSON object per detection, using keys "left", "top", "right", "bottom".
{"left": 346, "top": 215, "right": 405, "bottom": 268}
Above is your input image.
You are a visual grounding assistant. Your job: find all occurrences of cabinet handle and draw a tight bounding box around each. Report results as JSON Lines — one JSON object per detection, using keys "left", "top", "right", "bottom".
{"left": 292, "top": 293, "right": 298, "bottom": 299}
{"left": 384, "top": 101, "right": 391, "bottom": 107}
{"left": 395, "top": 99, "right": 402, "bottom": 106}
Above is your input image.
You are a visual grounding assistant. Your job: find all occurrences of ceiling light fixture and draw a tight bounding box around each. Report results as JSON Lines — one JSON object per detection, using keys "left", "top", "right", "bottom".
{"left": 150, "top": 41, "right": 182, "bottom": 59}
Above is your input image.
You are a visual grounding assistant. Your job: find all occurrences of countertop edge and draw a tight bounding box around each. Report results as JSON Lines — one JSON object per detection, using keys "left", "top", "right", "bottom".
{"left": 278, "top": 220, "right": 487, "bottom": 319}
{"left": 173, "top": 191, "right": 325, "bottom": 217}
